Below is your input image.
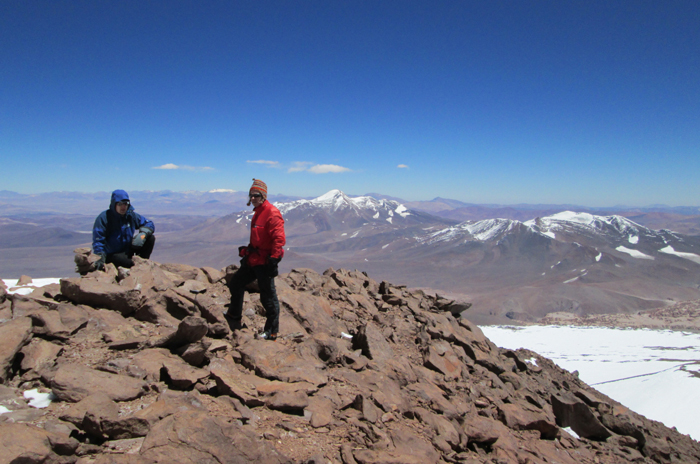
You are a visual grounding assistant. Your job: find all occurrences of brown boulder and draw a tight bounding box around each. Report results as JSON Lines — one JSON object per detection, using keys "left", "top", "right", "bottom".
{"left": 551, "top": 392, "right": 612, "bottom": 441}
{"left": 60, "top": 391, "right": 119, "bottom": 427}
{"left": 209, "top": 356, "right": 270, "bottom": 406}
{"left": 352, "top": 321, "right": 395, "bottom": 367}
{"left": 0, "top": 316, "right": 33, "bottom": 383}
{"left": 100, "top": 390, "right": 207, "bottom": 440}
{"left": 139, "top": 409, "right": 291, "bottom": 463}
{"left": 279, "top": 287, "right": 340, "bottom": 335}
{"left": 352, "top": 423, "right": 440, "bottom": 464}
{"left": 497, "top": 402, "right": 559, "bottom": 439}
{"left": 10, "top": 293, "right": 46, "bottom": 318}
{"left": 20, "top": 338, "right": 63, "bottom": 374}
{"left": 128, "top": 348, "right": 209, "bottom": 389}
{"left": 0, "top": 422, "right": 79, "bottom": 464}
{"left": 60, "top": 277, "right": 142, "bottom": 316}
{"left": 51, "top": 363, "right": 148, "bottom": 402}
{"left": 238, "top": 339, "right": 328, "bottom": 386}
{"left": 423, "top": 340, "right": 462, "bottom": 380}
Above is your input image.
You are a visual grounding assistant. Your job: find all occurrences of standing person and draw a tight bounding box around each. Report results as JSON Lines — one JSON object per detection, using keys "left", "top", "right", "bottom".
{"left": 225, "top": 179, "right": 286, "bottom": 340}
{"left": 92, "top": 189, "right": 155, "bottom": 270}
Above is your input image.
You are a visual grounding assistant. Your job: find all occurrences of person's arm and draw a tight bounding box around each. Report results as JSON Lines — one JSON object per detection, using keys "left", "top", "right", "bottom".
{"left": 92, "top": 214, "right": 108, "bottom": 255}
{"left": 135, "top": 213, "right": 155, "bottom": 234}
{"left": 92, "top": 214, "right": 108, "bottom": 270}
{"left": 267, "top": 211, "right": 286, "bottom": 260}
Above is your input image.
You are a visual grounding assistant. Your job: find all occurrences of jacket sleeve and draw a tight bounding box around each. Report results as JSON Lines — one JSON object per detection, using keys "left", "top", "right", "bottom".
{"left": 267, "top": 210, "right": 286, "bottom": 259}
{"left": 135, "top": 213, "right": 155, "bottom": 233}
{"left": 92, "top": 213, "right": 108, "bottom": 255}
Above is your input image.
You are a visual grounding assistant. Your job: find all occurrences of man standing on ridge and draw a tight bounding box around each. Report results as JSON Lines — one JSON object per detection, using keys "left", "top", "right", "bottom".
{"left": 92, "top": 189, "right": 156, "bottom": 270}
{"left": 225, "top": 179, "right": 286, "bottom": 341}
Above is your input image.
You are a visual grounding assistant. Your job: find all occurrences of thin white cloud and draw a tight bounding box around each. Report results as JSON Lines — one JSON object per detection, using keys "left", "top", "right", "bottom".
{"left": 287, "top": 161, "right": 351, "bottom": 174}
{"left": 397, "top": 164, "right": 409, "bottom": 169}
{"left": 152, "top": 164, "right": 213, "bottom": 172}
{"left": 308, "top": 164, "right": 351, "bottom": 174}
{"left": 247, "top": 160, "right": 280, "bottom": 167}
{"left": 209, "top": 189, "right": 236, "bottom": 193}
{"left": 288, "top": 161, "right": 314, "bottom": 173}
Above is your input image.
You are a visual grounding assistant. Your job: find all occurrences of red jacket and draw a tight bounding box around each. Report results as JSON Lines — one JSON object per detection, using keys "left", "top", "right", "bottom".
{"left": 246, "top": 200, "right": 286, "bottom": 267}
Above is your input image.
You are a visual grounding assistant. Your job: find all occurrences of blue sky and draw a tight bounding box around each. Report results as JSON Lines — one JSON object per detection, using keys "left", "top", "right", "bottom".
{"left": 2, "top": 1, "right": 698, "bottom": 207}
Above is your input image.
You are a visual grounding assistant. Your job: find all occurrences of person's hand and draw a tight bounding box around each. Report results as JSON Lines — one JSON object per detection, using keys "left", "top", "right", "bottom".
{"left": 94, "top": 254, "right": 106, "bottom": 271}
{"left": 238, "top": 245, "right": 249, "bottom": 257}
{"left": 267, "top": 257, "right": 281, "bottom": 277}
{"left": 132, "top": 227, "right": 153, "bottom": 248}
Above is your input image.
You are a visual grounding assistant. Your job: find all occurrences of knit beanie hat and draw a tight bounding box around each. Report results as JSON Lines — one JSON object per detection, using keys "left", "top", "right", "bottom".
{"left": 247, "top": 178, "right": 268, "bottom": 205}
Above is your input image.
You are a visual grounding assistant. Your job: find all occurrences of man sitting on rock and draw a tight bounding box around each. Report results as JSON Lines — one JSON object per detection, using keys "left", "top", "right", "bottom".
{"left": 92, "top": 189, "right": 155, "bottom": 270}
{"left": 225, "top": 179, "right": 286, "bottom": 341}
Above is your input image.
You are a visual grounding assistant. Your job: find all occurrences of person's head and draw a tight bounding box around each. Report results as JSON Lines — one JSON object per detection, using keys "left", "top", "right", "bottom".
{"left": 110, "top": 190, "right": 130, "bottom": 216}
{"left": 247, "top": 178, "right": 267, "bottom": 207}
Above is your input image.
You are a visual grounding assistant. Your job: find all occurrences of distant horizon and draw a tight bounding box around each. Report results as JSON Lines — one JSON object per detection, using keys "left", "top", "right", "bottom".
{"left": 1, "top": 188, "right": 699, "bottom": 211}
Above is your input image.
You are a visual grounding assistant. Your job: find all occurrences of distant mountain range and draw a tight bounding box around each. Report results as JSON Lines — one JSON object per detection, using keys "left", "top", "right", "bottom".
{"left": 2, "top": 189, "right": 699, "bottom": 233}
{"left": 2, "top": 189, "right": 700, "bottom": 324}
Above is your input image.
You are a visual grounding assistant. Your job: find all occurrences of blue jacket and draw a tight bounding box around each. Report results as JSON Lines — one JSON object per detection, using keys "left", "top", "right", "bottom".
{"left": 92, "top": 190, "right": 155, "bottom": 256}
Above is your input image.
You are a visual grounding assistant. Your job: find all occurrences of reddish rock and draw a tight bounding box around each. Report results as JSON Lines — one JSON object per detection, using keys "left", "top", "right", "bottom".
{"left": 0, "top": 422, "right": 79, "bottom": 463}
{"left": 551, "top": 392, "right": 612, "bottom": 440}
{"left": 139, "top": 409, "right": 291, "bottom": 463}
{"left": 60, "top": 391, "right": 119, "bottom": 427}
{"left": 352, "top": 321, "right": 395, "bottom": 367}
{"left": 209, "top": 357, "right": 269, "bottom": 406}
{"left": 238, "top": 338, "right": 328, "bottom": 386}
{"left": 51, "top": 363, "right": 147, "bottom": 402}
{"left": 60, "top": 277, "right": 142, "bottom": 316}
{"left": 0, "top": 316, "right": 33, "bottom": 383}
{"left": 20, "top": 338, "right": 63, "bottom": 374}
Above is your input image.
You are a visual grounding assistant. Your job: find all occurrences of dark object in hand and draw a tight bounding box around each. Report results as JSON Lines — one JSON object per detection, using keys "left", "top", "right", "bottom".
{"left": 267, "top": 257, "right": 281, "bottom": 277}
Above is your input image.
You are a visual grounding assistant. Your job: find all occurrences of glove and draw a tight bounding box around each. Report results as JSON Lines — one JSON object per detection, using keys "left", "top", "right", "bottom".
{"left": 94, "top": 254, "right": 106, "bottom": 271}
{"left": 132, "top": 227, "right": 153, "bottom": 248}
{"left": 238, "top": 245, "right": 249, "bottom": 258}
{"left": 267, "top": 257, "right": 281, "bottom": 277}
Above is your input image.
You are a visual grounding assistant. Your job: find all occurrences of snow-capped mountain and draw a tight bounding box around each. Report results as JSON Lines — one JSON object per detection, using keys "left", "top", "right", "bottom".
{"left": 414, "top": 211, "right": 699, "bottom": 264}
{"left": 278, "top": 189, "right": 424, "bottom": 228}
{"left": 418, "top": 218, "right": 536, "bottom": 245}
{"left": 272, "top": 190, "right": 454, "bottom": 242}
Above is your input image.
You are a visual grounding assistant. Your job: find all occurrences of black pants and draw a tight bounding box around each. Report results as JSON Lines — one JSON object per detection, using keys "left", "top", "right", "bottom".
{"left": 226, "top": 264, "right": 280, "bottom": 335}
{"left": 106, "top": 235, "right": 156, "bottom": 268}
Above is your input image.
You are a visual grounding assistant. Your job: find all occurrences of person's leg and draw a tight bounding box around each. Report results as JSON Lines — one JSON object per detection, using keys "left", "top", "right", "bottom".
{"left": 106, "top": 252, "right": 134, "bottom": 268}
{"left": 225, "top": 265, "right": 256, "bottom": 329}
{"left": 254, "top": 265, "right": 280, "bottom": 338}
{"left": 134, "top": 234, "right": 156, "bottom": 259}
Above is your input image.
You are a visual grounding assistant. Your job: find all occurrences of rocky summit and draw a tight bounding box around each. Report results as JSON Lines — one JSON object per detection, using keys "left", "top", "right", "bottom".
{"left": 1, "top": 257, "right": 699, "bottom": 464}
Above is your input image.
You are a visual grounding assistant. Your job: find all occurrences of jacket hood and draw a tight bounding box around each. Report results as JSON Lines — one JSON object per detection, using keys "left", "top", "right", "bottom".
{"left": 110, "top": 190, "right": 130, "bottom": 212}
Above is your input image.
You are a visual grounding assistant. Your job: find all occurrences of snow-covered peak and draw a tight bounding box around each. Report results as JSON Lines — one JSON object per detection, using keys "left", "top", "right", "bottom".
{"left": 547, "top": 211, "right": 597, "bottom": 226}
{"left": 420, "top": 218, "right": 524, "bottom": 244}
{"left": 277, "top": 190, "right": 411, "bottom": 219}
{"left": 525, "top": 211, "right": 648, "bottom": 241}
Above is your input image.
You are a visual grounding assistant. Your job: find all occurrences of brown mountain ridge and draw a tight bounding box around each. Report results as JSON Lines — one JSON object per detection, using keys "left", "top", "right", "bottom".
{"left": 1, "top": 258, "right": 699, "bottom": 463}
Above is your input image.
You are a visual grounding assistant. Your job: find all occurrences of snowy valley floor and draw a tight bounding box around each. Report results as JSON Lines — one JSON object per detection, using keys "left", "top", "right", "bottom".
{"left": 481, "top": 325, "right": 700, "bottom": 441}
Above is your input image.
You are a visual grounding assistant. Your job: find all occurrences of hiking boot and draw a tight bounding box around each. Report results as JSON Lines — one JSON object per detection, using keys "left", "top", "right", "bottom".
{"left": 258, "top": 331, "right": 277, "bottom": 341}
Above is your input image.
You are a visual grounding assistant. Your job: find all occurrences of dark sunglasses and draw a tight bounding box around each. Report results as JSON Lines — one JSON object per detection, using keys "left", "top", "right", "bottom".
{"left": 249, "top": 193, "right": 262, "bottom": 198}
{"left": 116, "top": 200, "right": 130, "bottom": 206}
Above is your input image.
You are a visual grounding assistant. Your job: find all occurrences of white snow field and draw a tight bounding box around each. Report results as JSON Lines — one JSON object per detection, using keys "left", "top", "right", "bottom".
{"left": 481, "top": 325, "right": 700, "bottom": 440}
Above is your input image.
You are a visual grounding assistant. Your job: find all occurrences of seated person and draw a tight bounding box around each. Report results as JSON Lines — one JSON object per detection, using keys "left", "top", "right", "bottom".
{"left": 92, "top": 189, "right": 155, "bottom": 270}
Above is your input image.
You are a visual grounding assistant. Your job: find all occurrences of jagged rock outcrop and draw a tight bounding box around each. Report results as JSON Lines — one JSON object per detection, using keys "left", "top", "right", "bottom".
{"left": 0, "top": 258, "right": 699, "bottom": 463}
